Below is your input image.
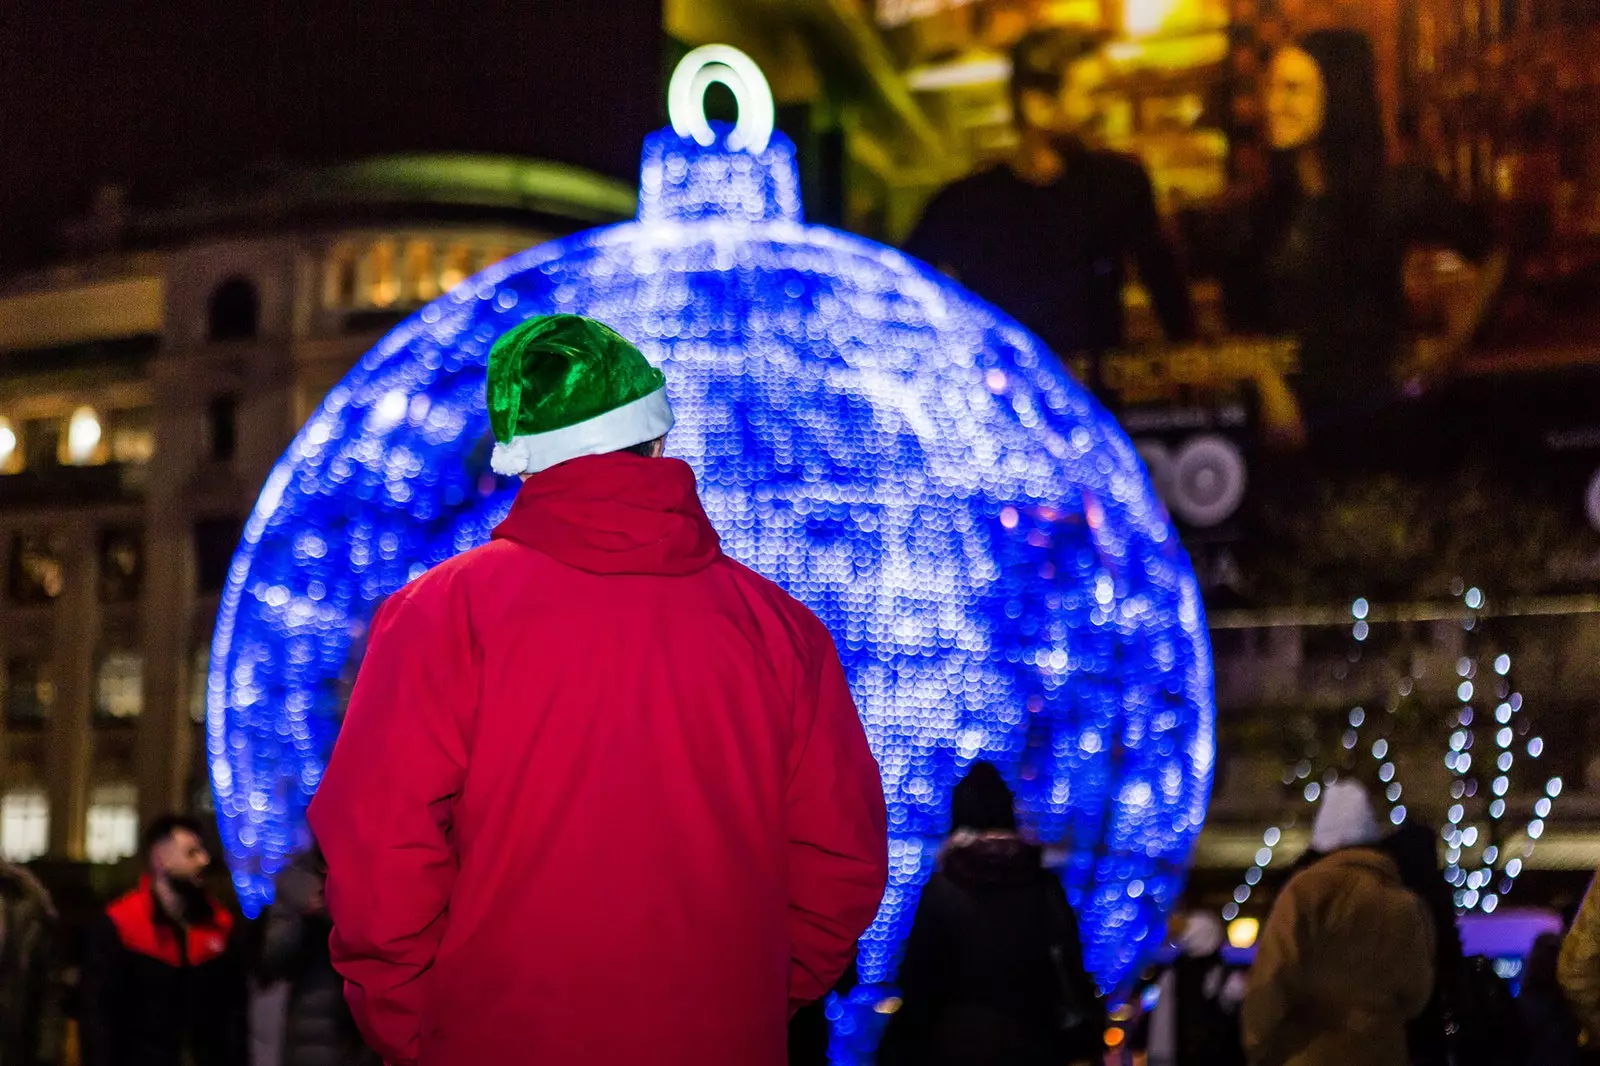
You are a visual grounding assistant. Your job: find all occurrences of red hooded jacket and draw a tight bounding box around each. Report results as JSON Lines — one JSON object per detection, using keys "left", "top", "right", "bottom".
{"left": 308, "top": 453, "right": 888, "bottom": 1065}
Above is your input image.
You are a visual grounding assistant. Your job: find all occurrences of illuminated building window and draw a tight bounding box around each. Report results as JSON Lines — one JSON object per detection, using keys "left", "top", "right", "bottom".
{"left": 209, "top": 277, "right": 260, "bottom": 341}
{"left": 3, "top": 657, "right": 54, "bottom": 726}
{"left": 189, "top": 645, "right": 211, "bottom": 724}
{"left": 439, "top": 243, "right": 473, "bottom": 293}
{"left": 369, "top": 240, "right": 400, "bottom": 307}
{"left": 109, "top": 407, "right": 156, "bottom": 465}
{"left": 0, "top": 788, "right": 49, "bottom": 862}
{"left": 8, "top": 533, "right": 63, "bottom": 603}
{"left": 0, "top": 416, "right": 19, "bottom": 474}
{"left": 99, "top": 528, "right": 144, "bottom": 603}
{"left": 63, "top": 406, "right": 106, "bottom": 466}
{"left": 404, "top": 240, "right": 439, "bottom": 303}
{"left": 209, "top": 396, "right": 237, "bottom": 463}
{"left": 94, "top": 652, "right": 144, "bottom": 721}
{"left": 85, "top": 784, "right": 139, "bottom": 864}
{"left": 1123, "top": 0, "right": 1227, "bottom": 36}
{"left": 479, "top": 244, "right": 513, "bottom": 271}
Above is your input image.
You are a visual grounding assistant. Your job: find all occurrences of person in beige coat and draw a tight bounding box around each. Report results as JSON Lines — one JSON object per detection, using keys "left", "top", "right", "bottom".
{"left": 1558, "top": 869, "right": 1600, "bottom": 1040}
{"left": 1243, "top": 781, "right": 1435, "bottom": 1066}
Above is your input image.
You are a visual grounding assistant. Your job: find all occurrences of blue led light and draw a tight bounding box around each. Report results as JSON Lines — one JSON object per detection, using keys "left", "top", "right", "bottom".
{"left": 209, "top": 113, "right": 1214, "bottom": 995}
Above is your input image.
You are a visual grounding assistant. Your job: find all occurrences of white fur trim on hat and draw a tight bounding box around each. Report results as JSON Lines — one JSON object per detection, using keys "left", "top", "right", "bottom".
{"left": 490, "top": 386, "right": 675, "bottom": 476}
{"left": 1310, "top": 780, "right": 1381, "bottom": 853}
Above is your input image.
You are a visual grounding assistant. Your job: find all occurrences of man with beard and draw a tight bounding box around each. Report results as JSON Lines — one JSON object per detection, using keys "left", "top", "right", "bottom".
{"left": 905, "top": 28, "right": 1195, "bottom": 380}
{"left": 82, "top": 815, "right": 247, "bottom": 1066}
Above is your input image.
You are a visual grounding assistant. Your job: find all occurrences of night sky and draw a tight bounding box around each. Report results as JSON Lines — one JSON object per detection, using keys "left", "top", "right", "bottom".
{"left": 0, "top": 1, "right": 665, "bottom": 267}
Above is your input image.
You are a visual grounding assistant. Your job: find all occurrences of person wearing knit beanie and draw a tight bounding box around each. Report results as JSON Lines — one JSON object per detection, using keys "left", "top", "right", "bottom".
{"left": 949, "top": 760, "right": 1019, "bottom": 834}
{"left": 881, "top": 761, "right": 1104, "bottom": 1066}
{"left": 1245, "top": 778, "right": 1434, "bottom": 1066}
{"left": 1309, "top": 779, "right": 1381, "bottom": 854}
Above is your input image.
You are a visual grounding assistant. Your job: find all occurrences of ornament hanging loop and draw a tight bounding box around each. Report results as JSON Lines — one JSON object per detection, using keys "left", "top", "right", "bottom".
{"left": 668, "top": 44, "right": 776, "bottom": 155}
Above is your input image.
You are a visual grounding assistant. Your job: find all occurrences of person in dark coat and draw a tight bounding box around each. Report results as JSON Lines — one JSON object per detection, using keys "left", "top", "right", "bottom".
{"left": 877, "top": 762, "right": 1102, "bottom": 1066}
{"left": 1221, "top": 29, "right": 1502, "bottom": 453}
{"left": 1381, "top": 819, "right": 1462, "bottom": 1066}
{"left": 904, "top": 27, "right": 1196, "bottom": 372}
{"left": 0, "top": 859, "right": 60, "bottom": 1066}
{"left": 258, "top": 846, "right": 377, "bottom": 1066}
{"left": 1519, "top": 932, "right": 1580, "bottom": 1066}
{"left": 81, "top": 814, "right": 248, "bottom": 1066}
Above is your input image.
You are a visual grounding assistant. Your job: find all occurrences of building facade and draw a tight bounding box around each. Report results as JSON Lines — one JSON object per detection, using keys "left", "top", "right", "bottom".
{"left": 0, "top": 156, "right": 634, "bottom": 863}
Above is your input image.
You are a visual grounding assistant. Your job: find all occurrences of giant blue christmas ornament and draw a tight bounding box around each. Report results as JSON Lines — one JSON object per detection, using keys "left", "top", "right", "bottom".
{"left": 210, "top": 45, "right": 1214, "bottom": 998}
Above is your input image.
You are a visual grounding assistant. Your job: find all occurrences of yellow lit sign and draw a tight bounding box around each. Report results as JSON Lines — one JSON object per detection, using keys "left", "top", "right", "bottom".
{"left": 1070, "top": 338, "right": 1299, "bottom": 405}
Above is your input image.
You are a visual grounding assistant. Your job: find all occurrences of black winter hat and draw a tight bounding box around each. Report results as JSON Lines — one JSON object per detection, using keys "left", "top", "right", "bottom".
{"left": 950, "top": 761, "right": 1018, "bottom": 833}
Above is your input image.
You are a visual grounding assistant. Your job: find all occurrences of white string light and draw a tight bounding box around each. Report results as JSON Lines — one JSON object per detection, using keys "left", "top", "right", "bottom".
{"left": 1442, "top": 587, "right": 1558, "bottom": 913}
{"left": 1224, "top": 596, "right": 1397, "bottom": 920}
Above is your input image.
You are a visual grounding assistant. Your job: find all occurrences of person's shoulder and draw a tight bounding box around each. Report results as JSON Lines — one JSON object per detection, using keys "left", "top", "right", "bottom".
{"left": 947, "top": 162, "right": 1012, "bottom": 192}
{"left": 104, "top": 883, "right": 146, "bottom": 920}
{"left": 917, "top": 870, "right": 962, "bottom": 907}
{"left": 712, "top": 556, "right": 836, "bottom": 652}
{"left": 1089, "top": 148, "right": 1154, "bottom": 179}
{"left": 101, "top": 886, "right": 151, "bottom": 947}
{"left": 377, "top": 538, "right": 525, "bottom": 619}
{"left": 926, "top": 164, "right": 1015, "bottom": 208}
{"left": 0, "top": 861, "right": 55, "bottom": 917}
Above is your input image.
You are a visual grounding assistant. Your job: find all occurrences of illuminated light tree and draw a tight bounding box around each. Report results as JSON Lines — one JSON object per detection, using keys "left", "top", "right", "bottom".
{"left": 1439, "top": 587, "right": 1560, "bottom": 914}
{"left": 1229, "top": 585, "right": 1559, "bottom": 919}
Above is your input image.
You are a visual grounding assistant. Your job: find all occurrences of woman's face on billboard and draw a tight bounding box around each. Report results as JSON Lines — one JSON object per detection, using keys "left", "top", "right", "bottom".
{"left": 1267, "top": 46, "right": 1325, "bottom": 151}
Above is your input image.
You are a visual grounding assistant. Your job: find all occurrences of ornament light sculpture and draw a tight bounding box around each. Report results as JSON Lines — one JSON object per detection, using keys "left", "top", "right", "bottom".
{"left": 208, "top": 44, "right": 1215, "bottom": 994}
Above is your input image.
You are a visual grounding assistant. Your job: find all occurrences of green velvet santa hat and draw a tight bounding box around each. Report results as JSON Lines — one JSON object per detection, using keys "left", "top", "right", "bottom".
{"left": 486, "top": 314, "right": 675, "bottom": 476}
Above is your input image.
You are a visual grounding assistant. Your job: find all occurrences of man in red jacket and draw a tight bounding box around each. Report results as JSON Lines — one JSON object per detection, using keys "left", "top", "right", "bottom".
{"left": 309, "top": 314, "right": 888, "bottom": 1066}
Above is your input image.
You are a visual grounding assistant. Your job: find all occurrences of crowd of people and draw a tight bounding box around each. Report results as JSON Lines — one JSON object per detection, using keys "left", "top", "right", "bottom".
{"left": 7, "top": 767, "right": 1600, "bottom": 1066}
{"left": 878, "top": 772, "right": 1600, "bottom": 1066}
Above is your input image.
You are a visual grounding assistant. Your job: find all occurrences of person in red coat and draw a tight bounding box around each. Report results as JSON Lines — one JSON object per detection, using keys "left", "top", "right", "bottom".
{"left": 308, "top": 314, "right": 889, "bottom": 1066}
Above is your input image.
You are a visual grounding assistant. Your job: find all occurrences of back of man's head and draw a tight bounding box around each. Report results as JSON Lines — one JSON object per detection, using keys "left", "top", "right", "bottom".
{"left": 1009, "top": 27, "right": 1104, "bottom": 128}
{"left": 487, "top": 314, "right": 675, "bottom": 477}
{"left": 141, "top": 813, "right": 205, "bottom": 863}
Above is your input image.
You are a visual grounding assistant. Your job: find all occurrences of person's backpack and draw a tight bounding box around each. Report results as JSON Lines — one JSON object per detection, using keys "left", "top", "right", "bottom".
{"left": 1446, "top": 955, "right": 1525, "bottom": 1066}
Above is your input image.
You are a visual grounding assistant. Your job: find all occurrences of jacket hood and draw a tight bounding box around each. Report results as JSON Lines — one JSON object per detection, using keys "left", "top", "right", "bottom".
{"left": 1310, "top": 845, "right": 1403, "bottom": 885}
{"left": 493, "top": 453, "right": 722, "bottom": 576}
{"left": 940, "top": 831, "right": 1044, "bottom": 889}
